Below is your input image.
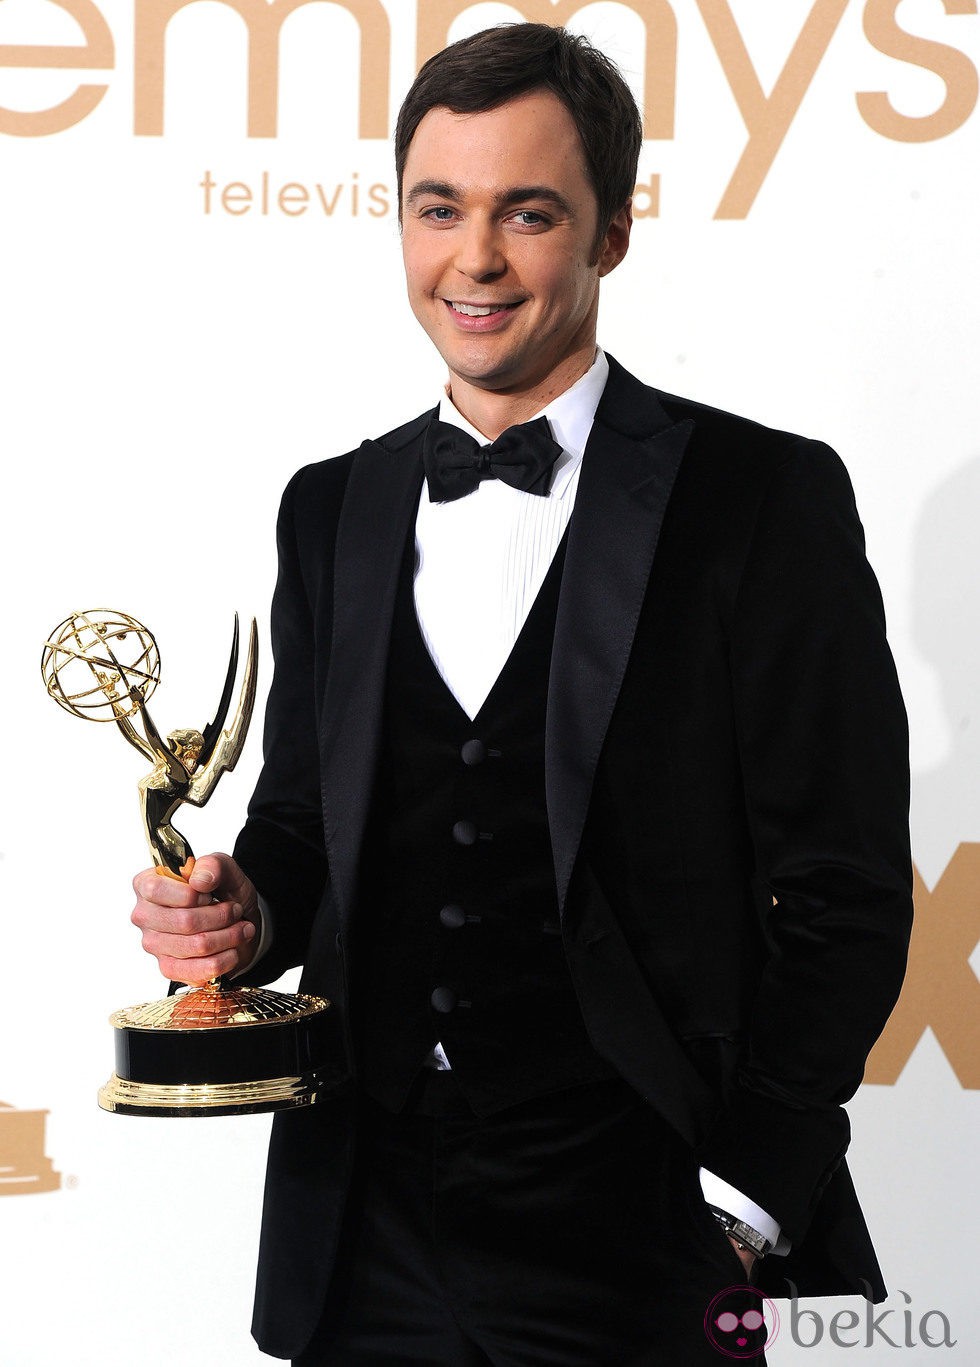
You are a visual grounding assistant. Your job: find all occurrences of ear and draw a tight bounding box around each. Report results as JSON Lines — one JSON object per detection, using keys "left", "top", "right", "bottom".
{"left": 597, "top": 203, "right": 632, "bottom": 278}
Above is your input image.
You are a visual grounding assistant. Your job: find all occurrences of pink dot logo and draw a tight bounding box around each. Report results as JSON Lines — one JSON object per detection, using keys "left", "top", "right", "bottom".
{"left": 704, "top": 1284, "right": 780, "bottom": 1359}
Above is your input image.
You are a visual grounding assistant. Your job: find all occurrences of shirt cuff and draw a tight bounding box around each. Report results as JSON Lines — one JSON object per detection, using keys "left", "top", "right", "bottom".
{"left": 699, "top": 1168, "right": 791, "bottom": 1256}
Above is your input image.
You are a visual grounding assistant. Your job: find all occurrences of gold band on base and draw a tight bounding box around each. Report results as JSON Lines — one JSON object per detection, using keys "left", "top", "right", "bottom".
{"left": 98, "top": 1070, "right": 335, "bottom": 1118}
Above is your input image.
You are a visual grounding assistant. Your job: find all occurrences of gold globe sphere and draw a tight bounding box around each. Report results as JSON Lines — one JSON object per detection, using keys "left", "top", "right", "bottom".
{"left": 41, "top": 609, "right": 161, "bottom": 723}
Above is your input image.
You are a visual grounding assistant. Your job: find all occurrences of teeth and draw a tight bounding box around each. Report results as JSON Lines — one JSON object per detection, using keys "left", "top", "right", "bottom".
{"left": 451, "top": 302, "right": 506, "bottom": 316}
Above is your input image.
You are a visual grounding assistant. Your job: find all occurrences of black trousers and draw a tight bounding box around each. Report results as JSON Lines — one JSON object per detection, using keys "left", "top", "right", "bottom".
{"left": 294, "top": 1073, "right": 769, "bottom": 1366}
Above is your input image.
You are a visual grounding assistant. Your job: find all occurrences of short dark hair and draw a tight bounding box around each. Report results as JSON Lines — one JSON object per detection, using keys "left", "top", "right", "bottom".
{"left": 395, "top": 24, "right": 642, "bottom": 243}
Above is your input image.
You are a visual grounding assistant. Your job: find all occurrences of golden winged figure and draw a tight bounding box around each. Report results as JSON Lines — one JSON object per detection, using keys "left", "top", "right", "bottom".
{"left": 112, "top": 615, "right": 259, "bottom": 878}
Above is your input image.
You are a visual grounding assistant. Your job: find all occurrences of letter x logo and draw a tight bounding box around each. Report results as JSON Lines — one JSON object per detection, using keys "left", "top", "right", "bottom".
{"left": 865, "top": 844, "right": 980, "bottom": 1088}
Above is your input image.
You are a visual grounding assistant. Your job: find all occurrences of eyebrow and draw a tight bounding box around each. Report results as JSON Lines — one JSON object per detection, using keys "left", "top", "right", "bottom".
{"left": 404, "top": 179, "right": 575, "bottom": 217}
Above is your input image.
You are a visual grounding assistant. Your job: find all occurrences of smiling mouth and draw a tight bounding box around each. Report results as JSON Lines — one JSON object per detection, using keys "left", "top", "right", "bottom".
{"left": 447, "top": 301, "right": 519, "bottom": 317}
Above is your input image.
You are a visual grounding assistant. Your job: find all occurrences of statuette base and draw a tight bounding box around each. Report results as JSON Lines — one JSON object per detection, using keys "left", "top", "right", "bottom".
{"left": 98, "top": 1069, "right": 333, "bottom": 1117}
{"left": 99, "top": 984, "right": 341, "bottom": 1118}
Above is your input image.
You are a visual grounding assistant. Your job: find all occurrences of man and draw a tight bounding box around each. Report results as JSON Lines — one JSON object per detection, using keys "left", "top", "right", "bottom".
{"left": 131, "top": 23, "right": 913, "bottom": 1366}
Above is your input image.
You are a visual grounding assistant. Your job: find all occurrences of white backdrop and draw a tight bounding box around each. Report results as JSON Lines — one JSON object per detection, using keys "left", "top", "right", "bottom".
{"left": 2, "top": 2, "right": 978, "bottom": 1362}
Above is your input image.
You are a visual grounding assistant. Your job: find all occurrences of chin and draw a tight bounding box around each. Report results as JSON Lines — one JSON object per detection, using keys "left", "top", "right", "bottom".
{"left": 445, "top": 345, "right": 536, "bottom": 390}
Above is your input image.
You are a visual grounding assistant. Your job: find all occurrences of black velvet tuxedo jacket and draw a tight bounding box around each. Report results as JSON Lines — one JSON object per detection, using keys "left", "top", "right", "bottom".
{"left": 234, "top": 356, "right": 913, "bottom": 1359}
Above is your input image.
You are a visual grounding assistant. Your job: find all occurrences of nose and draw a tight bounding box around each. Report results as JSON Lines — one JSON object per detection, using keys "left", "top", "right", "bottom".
{"left": 454, "top": 216, "right": 505, "bottom": 280}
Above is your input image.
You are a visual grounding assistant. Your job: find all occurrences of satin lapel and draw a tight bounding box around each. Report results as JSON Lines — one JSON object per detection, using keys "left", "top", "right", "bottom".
{"left": 547, "top": 402, "right": 694, "bottom": 915}
{"left": 319, "top": 432, "right": 425, "bottom": 931}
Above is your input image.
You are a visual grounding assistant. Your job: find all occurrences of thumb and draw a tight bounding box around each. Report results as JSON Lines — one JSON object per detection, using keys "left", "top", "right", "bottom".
{"left": 186, "top": 853, "right": 224, "bottom": 893}
{"left": 188, "top": 852, "right": 255, "bottom": 912}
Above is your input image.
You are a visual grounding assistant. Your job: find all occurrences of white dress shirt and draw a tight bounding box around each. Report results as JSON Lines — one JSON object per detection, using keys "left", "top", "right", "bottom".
{"left": 413, "top": 351, "right": 607, "bottom": 719}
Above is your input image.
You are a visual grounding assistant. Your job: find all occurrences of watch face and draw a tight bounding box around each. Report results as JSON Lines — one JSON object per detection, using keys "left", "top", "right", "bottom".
{"left": 732, "top": 1222, "right": 769, "bottom": 1256}
{"left": 709, "top": 1208, "right": 766, "bottom": 1252}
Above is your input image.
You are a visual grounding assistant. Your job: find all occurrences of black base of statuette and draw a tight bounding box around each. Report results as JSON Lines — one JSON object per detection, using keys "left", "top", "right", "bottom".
{"left": 98, "top": 989, "right": 345, "bottom": 1117}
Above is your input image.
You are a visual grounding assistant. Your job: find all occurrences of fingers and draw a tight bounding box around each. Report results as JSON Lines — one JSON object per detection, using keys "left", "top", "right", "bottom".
{"left": 132, "top": 866, "right": 208, "bottom": 911}
{"left": 130, "top": 853, "right": 260, "bottom": 984}
{"left": 138, "top": 911, "right": 257, "bottom": 986}
{"left": 131, "top": 893, "right": 244, "bottom": 938}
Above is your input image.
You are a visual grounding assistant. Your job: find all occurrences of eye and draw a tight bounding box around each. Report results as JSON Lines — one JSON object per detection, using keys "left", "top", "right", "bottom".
{"left": 422, "top": 205, "right": 457, "bottom": 223}
{"left": 715, "top": 1313, "right": 740, "bottom": 1333}
{"left": 742, "top": 1310, "right": 765, "bottom": 1332}
{"left": 511, "top": 209, "right": 548, "bottom": 227}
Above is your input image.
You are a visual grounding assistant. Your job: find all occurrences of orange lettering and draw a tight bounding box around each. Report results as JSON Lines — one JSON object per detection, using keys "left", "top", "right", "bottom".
{"left": 858, "top": 0, "right": 978, "bottom": 143}
{"left": 315, "top": 182, "right": 343, "bottom": 214}
{"left": 221, "top": 181, "right": 252, "bottom": 214}
{"left": 865, "top": 845, "right": 980, "bottom": 1087}
{"left": 632, "top": 172, "right": 661, "bottom": 218}
{"left": 696, "top": 0, "right": 848, "bottom": 220}
{"left": 134, "top": 0, "right": 389, "bottom": 138}
{"left": 279, "top": 181, "right": 309, "bottom": 215}
{"left": 0, "top": 0, "right": 114, "bottom": 136}
{"left": 367, "top": 182, "right": 390, "bottom": 216}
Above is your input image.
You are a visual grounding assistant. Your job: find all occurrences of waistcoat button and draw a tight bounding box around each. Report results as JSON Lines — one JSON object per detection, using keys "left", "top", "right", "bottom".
{"left": 439, "top": 904, "right": 467, "bottom": 929}
{"left": 452, "top": 820, "right": 478, "bottom": 846}
{"left": 460, "top": 739, "right": 487, "bottom": 766}
{"left": 430, "top": 986, "right": 458, "bottom": 1014}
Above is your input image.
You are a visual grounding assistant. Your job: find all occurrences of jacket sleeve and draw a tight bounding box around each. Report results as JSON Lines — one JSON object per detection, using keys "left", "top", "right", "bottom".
{"left": 233, "top": 466, "right": 332, "bottom": 983}
{"left": 696, "top": 438, "right": 913, "bottom": 1242}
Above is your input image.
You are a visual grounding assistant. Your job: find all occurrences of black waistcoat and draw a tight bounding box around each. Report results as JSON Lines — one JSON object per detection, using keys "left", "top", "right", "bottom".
{"left": 355, "top": 528, "right": 614, "bottom": 1115}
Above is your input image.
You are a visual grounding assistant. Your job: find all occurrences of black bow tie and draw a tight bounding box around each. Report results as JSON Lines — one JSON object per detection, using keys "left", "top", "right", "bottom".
{"left": 422, "top": 416, "right": 563, "bottom": 503}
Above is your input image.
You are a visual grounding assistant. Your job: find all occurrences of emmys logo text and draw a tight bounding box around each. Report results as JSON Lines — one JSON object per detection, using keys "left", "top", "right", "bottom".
{"left": 1, "top": 0, "right": 978, "bottom": 218}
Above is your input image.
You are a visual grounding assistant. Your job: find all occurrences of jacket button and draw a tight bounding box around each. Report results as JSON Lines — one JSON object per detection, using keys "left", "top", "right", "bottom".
{"left": 452, "top": 820, "right": 477, "bottom": 846}
{"left": 430, "top": 986, "right": 457, "bottom": 1014}
{"left": 439, "top": 904, "right": 467, "bottom": 929}
{"left": 460, "top": 739, "right": 487, "bottom": 765}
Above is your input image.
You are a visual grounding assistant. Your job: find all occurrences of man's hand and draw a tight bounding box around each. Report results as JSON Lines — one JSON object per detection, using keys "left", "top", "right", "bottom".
{"left": 131, "top": 853, "right": 260, "bottom": 985}
{"left": 727, "top": 1236, "right": 758, "bottom": 1279}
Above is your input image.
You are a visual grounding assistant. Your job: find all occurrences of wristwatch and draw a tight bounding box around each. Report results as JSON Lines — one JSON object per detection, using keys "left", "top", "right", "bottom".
{"left": 708, "top": 1205, "right": 772, "bottom": 1258}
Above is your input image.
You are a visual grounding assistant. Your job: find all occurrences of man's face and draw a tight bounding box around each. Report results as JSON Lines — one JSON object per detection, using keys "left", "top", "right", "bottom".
{"left": 400, "top": 90, "right": 630, "bottom": 410}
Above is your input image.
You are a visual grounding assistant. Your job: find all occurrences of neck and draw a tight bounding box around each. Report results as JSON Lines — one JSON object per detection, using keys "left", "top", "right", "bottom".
{"left": 448, "top": 343, "right": 596, "bottom": 440}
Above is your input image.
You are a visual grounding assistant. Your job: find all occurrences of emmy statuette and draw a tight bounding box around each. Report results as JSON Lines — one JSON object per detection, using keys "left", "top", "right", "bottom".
{"left": 41, "top": 609, "right": 338, "bottom": 1117}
